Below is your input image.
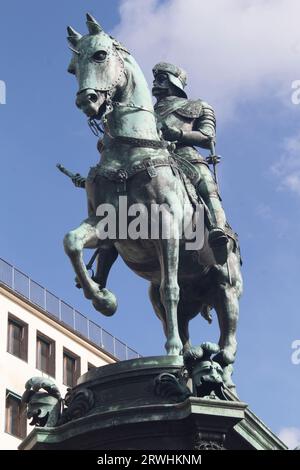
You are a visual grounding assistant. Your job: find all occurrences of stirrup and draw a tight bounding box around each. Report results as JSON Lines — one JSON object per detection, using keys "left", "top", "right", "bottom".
{"left": 208, "top": 227, "right": 228, "bottom": 248}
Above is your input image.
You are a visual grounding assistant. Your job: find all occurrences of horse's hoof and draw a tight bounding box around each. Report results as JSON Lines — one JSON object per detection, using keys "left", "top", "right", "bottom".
{"left": 166, "top": 349, "right": 181, "bottom": 356}
{"left": 201, "top": 342, "right": 220, "bottom": 355}
{"left": 208, "top": 228, "right": 228, "bottom": 247}
{"left": 92, "top": 289, "right": 117, "bottom": 317}
{"left": 183, "top": 345, "right": 204, "bottom": 362}
{"left": 165, "top": 339, "right": 183, "bottom": 356}
{"left": 214, "top": 349, "right": 235, "bottom": 367}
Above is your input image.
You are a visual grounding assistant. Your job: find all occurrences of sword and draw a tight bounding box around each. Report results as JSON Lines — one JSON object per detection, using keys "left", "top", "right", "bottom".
{"left": 205, "top": 139, "right": 221, "bottom": 193}
{"left": 86, "top": 248, "right": 100, "bottom": 273}
{"left": 74, "top": 248, "right": 100, "bottom": 289}
{"left": 57, "top": 163, "right": 96, "bottom": 289}
{"left": 56, "top": 163, "right": 86, "bottom": 188}
{"left": 56, "top": 163, "right": 78, "bottom": 180}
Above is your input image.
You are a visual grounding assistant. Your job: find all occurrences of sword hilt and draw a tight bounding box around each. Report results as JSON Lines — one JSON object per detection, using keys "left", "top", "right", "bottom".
{"left": 206, "top": 155, "right": 221, "bottom": 165}
{"left": 205, "top": 140, "right": 221, "bottom": 166}
{"left": 209, "top": 139, "right": 221, "bottom": 159}
{"left": 205, "top": 139, "right": 221, "bottom": 192}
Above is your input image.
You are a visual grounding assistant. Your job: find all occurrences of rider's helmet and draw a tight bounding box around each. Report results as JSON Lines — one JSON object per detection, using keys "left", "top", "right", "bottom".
{"left": 152, "top": 62, "right": 187, "bottom": 98}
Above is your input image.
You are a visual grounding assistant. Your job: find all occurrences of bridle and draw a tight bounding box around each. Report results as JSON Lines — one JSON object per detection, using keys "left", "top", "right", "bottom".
{"left": 86, "top": 46, "right": 155, "bottom": 139}
{"left": 88, "top": 95, "right": 155, "bottom": 138}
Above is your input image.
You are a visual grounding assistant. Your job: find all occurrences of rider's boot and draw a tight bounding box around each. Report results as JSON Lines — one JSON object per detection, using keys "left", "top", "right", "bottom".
{"left": 196, "top": 181, "right": 229, "bottom": 264}
{"left": 207, "top": 196, "right": 228, "bottom": 244}
{"left": 207, "top": 195, "right": 228, "bottom": 264}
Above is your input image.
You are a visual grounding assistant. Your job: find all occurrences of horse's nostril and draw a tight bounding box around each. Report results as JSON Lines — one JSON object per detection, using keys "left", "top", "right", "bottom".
{"left": 88, "top": 93, "right": 98, "bottom": 103}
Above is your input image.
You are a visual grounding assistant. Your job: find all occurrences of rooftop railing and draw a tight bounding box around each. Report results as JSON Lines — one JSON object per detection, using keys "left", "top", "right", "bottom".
{"left": 0, "top": 257, "right": 140, "bottom": 361}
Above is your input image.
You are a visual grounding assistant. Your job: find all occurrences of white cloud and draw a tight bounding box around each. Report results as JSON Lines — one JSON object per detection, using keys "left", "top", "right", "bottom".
{"left": 278, "top": 427, "right": 300, "bottom": 449}
{"left": 114, "top": 0, "right": 300, "bottom": 120}
{"left": 256, "top": 203, "right": 272, "bottom": 220}
{"left": 282, "top": 174, "right": 300, "bottom": 195}
{"left": 272, "top": 133, "right": 300, "bottom": 196}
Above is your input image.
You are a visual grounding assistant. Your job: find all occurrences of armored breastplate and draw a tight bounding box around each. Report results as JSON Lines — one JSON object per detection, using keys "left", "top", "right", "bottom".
{"left": 157, "top": 111, "right": 194, "bottom": 134}
{"left": 155, "top": 97, "right": 203, "bottom": 133}
{"left": 155, "top": 97, "right": 205, "bottom": 161}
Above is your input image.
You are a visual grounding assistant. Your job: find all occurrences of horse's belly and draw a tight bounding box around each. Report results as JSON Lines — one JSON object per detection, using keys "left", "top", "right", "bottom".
{"left": 115, "top": 239, "right": 212, "bottom": 286}
{"left": 115, "top": 240, "right": 161, "bottom": 283}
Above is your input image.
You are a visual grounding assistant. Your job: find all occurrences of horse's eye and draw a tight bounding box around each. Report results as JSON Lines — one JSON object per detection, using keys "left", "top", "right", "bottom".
{"left": 92, "top": 50, "right": 107, "bottom": 62}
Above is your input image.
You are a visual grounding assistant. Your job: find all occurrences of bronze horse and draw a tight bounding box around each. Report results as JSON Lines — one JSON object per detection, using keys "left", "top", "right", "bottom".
{"left": 63, "top": 14, "right": 243, "bottom": 388}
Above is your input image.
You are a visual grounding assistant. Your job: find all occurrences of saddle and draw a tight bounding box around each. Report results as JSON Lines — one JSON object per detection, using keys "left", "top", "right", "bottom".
{"left": 88, "top": 155, "right": 178, "bottom": 192}
{"left": 171, "top": 153, "right": 241, "bottom": 262}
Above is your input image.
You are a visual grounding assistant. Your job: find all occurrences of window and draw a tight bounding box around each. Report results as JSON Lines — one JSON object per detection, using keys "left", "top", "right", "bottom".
{"left": 5, "top": 391, "right": 26, "bottom": 439}
{"left": 7, "top": 314, "right": 28, "bottom": 361}
{"left": 36, "top": 332, "right": 55, "bottom": 377}
{"left": 63, "top": 349, "right": 80, "bottom": 387}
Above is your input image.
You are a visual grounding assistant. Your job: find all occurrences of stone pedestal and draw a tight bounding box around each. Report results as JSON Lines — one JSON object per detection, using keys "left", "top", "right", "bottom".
{"left": 19, "top": 356, "right": 287, "bottom": 450}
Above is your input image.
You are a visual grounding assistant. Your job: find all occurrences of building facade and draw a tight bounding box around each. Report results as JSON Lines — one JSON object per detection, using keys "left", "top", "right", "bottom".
{"left": 0, "top": 258, "right": 139, "bottom": 450}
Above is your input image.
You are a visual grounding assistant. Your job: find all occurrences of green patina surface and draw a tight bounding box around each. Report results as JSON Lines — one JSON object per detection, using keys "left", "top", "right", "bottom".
{"left": 60, "top": 14, "right": 243, "bottom": 392}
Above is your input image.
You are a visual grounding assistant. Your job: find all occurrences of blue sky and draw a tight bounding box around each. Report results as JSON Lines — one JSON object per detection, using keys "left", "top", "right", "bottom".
{"left": 1, "top": 0, "right": 300, "bottom": 446}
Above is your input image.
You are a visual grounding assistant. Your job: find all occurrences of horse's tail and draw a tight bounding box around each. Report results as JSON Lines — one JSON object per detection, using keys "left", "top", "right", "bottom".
{"left": 200, "top": 304, "right": 213, "bottom": 324}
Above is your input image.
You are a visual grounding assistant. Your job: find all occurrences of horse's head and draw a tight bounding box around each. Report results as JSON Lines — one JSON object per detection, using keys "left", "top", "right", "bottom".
{"left": 67, "top": 14, "right": 127, "bottom": 120}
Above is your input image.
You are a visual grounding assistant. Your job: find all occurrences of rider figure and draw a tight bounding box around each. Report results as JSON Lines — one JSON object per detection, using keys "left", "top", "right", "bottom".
{"left": 152, "top": 62, "right": 228, "bottom": 253}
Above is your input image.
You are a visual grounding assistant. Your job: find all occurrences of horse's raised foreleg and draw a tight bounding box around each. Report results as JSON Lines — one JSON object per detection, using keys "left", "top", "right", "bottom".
{"left": 157, "top": 236, "right": 182, "bottom": 355}
{"left": 64, "top": 216, "right": 117, "bottom": 316}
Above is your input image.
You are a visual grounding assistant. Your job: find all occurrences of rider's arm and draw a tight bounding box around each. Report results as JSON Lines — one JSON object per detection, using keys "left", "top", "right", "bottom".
{"left": 72, "top": 174, "right": 86, "bottom": 188}
{"left": 178, "top": 102, "right": 216, "bottom": 149}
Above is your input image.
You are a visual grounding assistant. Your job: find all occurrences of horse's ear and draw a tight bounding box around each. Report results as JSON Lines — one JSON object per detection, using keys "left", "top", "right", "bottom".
{"left": 67, "top": 57, "right": 76, "bottom": 75}
{"left": 67, "top": 26, "right": 82, "bottom": 47}
{"left": 86, "top": 13, "right": 103, "bottom": 35}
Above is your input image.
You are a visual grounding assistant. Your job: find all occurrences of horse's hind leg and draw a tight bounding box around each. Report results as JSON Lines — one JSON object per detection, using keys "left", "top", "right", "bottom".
{"left": 178, "top": 313, "right": 191, "bottom": 353}
{"left": 64, "top": 216, "right": 117, "bottom": 316}
{"left": 214, "top": 283, "right": 240, "bottom": 388}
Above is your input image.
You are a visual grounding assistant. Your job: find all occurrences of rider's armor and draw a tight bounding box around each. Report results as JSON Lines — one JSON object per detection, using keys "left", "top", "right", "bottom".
{"left": 154, "top": 96, "right": 216, "bottom": 164}
{"left": 153, "top": 62, "right": 229, "bottom": 254}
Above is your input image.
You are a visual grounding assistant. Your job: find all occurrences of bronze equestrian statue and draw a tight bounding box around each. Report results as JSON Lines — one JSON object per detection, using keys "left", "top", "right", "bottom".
{"left": 62, "top": 14, "right": 243, "bottom": 389}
